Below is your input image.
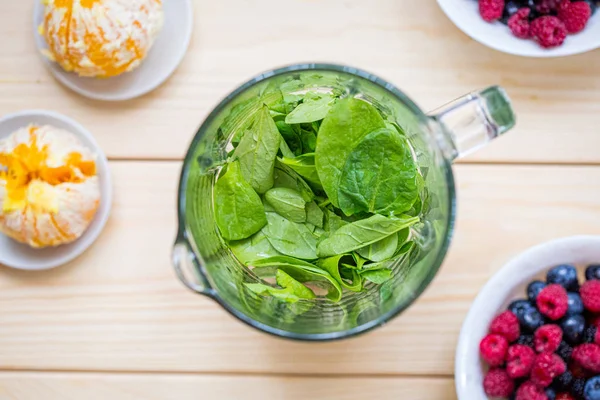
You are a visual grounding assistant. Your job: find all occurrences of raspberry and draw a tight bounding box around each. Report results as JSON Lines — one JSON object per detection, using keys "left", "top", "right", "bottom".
{"left": 537, "top": 284, "right": 569, "bottom": 320}
{"left": 516, "top": 381, "right": 549, "bottom": 400}
{"left": 479, "top": 0, "right": 505, "bottom": 22}
{"left": 531, "top": 16, "right": 568, "bottom": 48}
{"left": 569, "top": 360, "right": 591, "bottom": 378}
{"left": 556, "top": 394, "right": 575, "bottom": 400}
{"left": 531, "top": 353, "right": 567, "bottom": 387}
{"left": 572, "top": 343, "right": 600, "bottom": 372}
{"left": 484, "top": 368, "right": 516, "bottom": 397}
{"left": 507, "top": 345, "right": 537, "bottom": 378}
{"left": 537, "top": 0, "right": 560, "bottom": 14}
{"left": 580, "top": 281, "right": 600, "bottom": 313}
{"left": 508, "top": 8, "right": 532, "bottom": 38}
{"left": 588, "top": 314, "right": 600, "bottom": 328}
{"left": 491, "top": 311, "right": 521, "bottom": 342}
{"left": 480, "top": 334, "right": 509, "bottom": 366}
{"left": 535, "top": 325, "right": 563, "bottom": 353}
{"left": 558, "top": 0, "right": 592, "bottom": 33}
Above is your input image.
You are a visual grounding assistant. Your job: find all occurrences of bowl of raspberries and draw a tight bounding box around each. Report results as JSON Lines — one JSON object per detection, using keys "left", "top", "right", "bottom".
{"left": 456, "top": 236, "right": 600, "bottom": 400}
{"left": 437, "top": 0, "right": 600, "bottom": 56}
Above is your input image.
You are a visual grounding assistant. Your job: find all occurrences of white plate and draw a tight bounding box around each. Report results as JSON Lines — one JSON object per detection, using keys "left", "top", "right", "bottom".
{"left": 33, "top": 0, "right": 193, "bottom": 101}
{"left": 455, "top": 235, "right": 600, "bottom": 399}
{"left": 437, "top": 0, "right": 600, "bottom": 57}
{"left": 0, "top": 110, "right": 112, "bottom": 270}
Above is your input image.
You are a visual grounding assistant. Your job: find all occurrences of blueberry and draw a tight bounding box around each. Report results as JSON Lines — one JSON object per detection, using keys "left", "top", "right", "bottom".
{"left": 554, "top": 371, "right": 574, "bottom": 391}
{"left": 562, "top": 314, "right": 586, "bottom": 344}
{"left": 547, "top": 264, "right": 579, "bottom": 292}
{"left": 528, "top": 281, "right": 547, "bottom": 303}
{"left": 584, "top": 326, "right": 598, "bottom": 343}
{"left": 521, "top": 307, "right": 545, "bottom": 333}
{"left": 568, "top": 292, "right": 585, "bottom": 315}
{"left": 586, "top": 265, "right": 600, "bottom": 281}
{"left": 517, "top": 334, "right": 535, "bottom": 348}
{"left": 545, "top": 387, "right": 557, "bottom": 400}
{"left": 573, "top": 378, "right": 586, "bottom": 399}
{"left": 510, "top": 299, "right": 535, "bottom": 318}
{"left": 556, "top": 341, "right": 574, "bottom": 362}
{"left": 500, "top": 0, "right": 523, "bottom": 24}
{"left": 585, "top": 377, "right": 600, "bottom": 400}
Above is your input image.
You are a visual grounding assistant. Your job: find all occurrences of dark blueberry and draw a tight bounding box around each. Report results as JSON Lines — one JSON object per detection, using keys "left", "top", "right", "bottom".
{"left": 500, "top": 0, "right": 523, "bottom": 24}
{"left": 556, "top": 341, "right": 574, "bottom": 362}
{"left": 573, "top": 377, "right": 587, "bottom": 399}
{"left": 584, "top": 326, "right": 598, "bottom": 343}
{"left": 528, "top": 280, "right": 547, "bottom": 303}
{"left": 585, "top": 376, "right": 600, "bottom": 400}
{"left": 586, "top": 265, "right": 600, "bottom": 281}
{"left": 554, "top": 370, "right": 574, "bottom": 391}
{"left": 547, "top": 264, "right": 579, "bottom": 292}
{"left": 517, "top": 334, "right": 535, "bottom": 348}
{"left": 576, "top": 0, "right": 597, "bottom": 15}
{"left": 509, "top": 299, "right": 535, "bottom": 319}
{"left": 545, "top": 387, "right": 557, "bottom": 400}
{"left": 521, "top": 307, "right": 544, "bottom": 333}
{"left": 567, "top": 292, "right": 585, "bottom": 316}
{"left": 562, "top": 315, "right": 586, "bottom": 344}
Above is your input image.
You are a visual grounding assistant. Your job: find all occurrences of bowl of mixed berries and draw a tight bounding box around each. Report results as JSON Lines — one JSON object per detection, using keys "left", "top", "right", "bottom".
{"left": 455, "top": 236, "right": 600, "bottom": 400}
{"left": 437, "top": 0, "right": 600, "bottom": 57}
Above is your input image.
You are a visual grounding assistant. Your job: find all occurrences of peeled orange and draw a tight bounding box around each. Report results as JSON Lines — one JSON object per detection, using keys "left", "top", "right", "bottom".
{"left": 40, "top": 0, "right": 164, "bottom": 78}
{"left": 0, "top": 125, "right": 101, "bottom": 248}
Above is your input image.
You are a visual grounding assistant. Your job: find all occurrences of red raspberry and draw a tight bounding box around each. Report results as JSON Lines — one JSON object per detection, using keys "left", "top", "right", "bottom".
{"left": 537, "top": 284, "right": 569, "bottom": 320}
{"left": 516, "top": 381, "right": 549, "bottom": 400}
{"left": 580, "top": 280, "right": 600, "bottom": 312}
{"left": 507, "top": 344, "right": 536, "bottom": 378}
{"left": 483, "top": 368, "right": 515, "bottom": 397}
{"left": 531, "top": 16, "right": 568, "bottom": 48}
{"left": 508, "top": 8, "right": 532, "bottom": 39}
{"left": 556, "top": 394, "right": 576, "bottom": 400}
{"left": 479, "top": 0, "right": 505, "bottom": 22}
{"left": 480, "top": 334, "right": 509, "bottom": 366}
{"left": 569, "top": 360, "right": 592, "bottom": 378}
{"left": 490, "top": 311, "right": 521, "bottom": 342}
{"left": 588, "top": 314, "right": 600, "bottom": 328}
{"left": 534, "top": 324, "right": 563, "bottom": 353}
{"left": 531, "top": 353, "right": 566, "bottom": 387}
{"left": 572, "top": 343, "right": 600, "bottom": 372}
{"left": 537, "top": 0, "right": 560, "bottom": 14}
{"left": 558, "top": 0, "right": 592, "bottom": 33}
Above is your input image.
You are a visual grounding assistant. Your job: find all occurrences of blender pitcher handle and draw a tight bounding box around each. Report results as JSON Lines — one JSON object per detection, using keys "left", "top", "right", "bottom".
{"left": 429, "top": 86, "right": 515, "bottom": 161}
{"left": 173, "top": 240, "right": 212, "bottom": 295}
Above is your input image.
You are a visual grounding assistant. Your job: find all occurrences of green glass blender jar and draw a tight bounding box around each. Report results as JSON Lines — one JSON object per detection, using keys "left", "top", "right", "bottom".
{"left": 173, "top": 64, "right": 515, "bottom": 341}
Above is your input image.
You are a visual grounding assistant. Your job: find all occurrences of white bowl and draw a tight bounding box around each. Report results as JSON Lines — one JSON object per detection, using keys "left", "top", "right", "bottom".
{"left": 0, "top": 110, "right": 112, "bottom": 271}
{"left": 437, "top": 0, "right": 600, "bottom": 57}
{"left": 32, "top": 0, "right": 193, "bottom": 101}
{"left": 455, "top": 235, "right": 600, "bottom": 399}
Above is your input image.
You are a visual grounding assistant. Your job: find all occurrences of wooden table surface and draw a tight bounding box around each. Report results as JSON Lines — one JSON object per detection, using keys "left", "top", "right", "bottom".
{"left": 1, "top": 1, "right": 600, "bottom": 399}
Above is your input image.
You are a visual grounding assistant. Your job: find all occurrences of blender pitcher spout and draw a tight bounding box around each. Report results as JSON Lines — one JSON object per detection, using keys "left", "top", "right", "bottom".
{"left": 429, "top": 86, "right": 516, "bottom": 161}
{"left": 173, "top": 239, "right": 213, "bottom": 296}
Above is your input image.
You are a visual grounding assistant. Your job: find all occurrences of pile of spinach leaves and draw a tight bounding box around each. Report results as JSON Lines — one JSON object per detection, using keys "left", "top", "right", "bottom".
{"left": 214, "top": 90, "right": 422, "bottom": 304}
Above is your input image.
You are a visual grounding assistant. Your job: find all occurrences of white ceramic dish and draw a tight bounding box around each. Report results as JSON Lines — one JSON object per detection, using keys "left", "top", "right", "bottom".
{"left": 0, "top": 110, "right": 112, "bottom": 271}
{"left": 455, "top": 235, "right": 600, "bottom": 399}
{"left": 32, "top": 0, "right": 193, "bottom": 101}
{"left": 437, "top": 0, "right": 600, "bottom": 57}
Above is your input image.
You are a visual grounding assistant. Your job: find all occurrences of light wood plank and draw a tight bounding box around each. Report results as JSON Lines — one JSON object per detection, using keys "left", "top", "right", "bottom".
{"left": 0, "top": 372, "right": 456, "bottom": 400}
{"left": 1, "top": 162, "right": 600, "bottom": 375}
{"left": 0, "top": 1, "right": 598, "bottom": 162}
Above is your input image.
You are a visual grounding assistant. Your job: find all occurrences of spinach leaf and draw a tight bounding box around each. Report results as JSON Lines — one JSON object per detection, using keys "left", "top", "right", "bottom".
{"left": 306, "top": 201, "right": 324, "bottom": 228}
{"left": 275, "top": 269, "right": 316, "bottom": 299}
{"left": 251, "top": 256, "right": 342, "bottom": 302}
{"left": 361, "top": 269, "right": 393, "bottom": 284}
{"left": 317, "top": 214, "right": 419, "bottom": 257}
{"left": 263, "top": 212, "right": 318, "bottom": 260}
{"left": 264, "top": 188, "right": 307, "bottom": 223}
{"left": 285, "top": 92, "right": 335, "bottom": 124}
{"left": 224, "top": 90, "right": 284, "bottom": 145}
{"left": 396, "top": 240, "right": 415, "bottom": 256}
{"left": 338, "top": 128, "right": 419, "bottom": 216}
{"left": 273, "top": 161, "right": 315, "bottom": 202}
{"left": 323, "top": 209, "right": 348, "bottom": 234}
{"left": 278, "top": 136, "right": 295, "bottom": 158}
{"left": 299, "top": 127, "right": 317, "bottom": 153}
{"left": 279, "top": 153, "right": 322, "bottom": 189}
{"left": 317, "top": 255, "right": 363, "bottom": 292}
{"left": 276, "top": 121, "right": 303, "bottom": 156}
{"left": 315, "top": 97, "right": 386, "bottom": 207}
{"left": 356, "top": 233, "right": 398, "bottom": 262}
{"left": 245, "top": 270, "right": 315, "bottom": 303}
{"left": 230, "top": 231, "right": 280, "bottom": 264}
{"left": 233, "top": 105, "right": 281, "bottom": 194}
{"left": 214, "top": 161, "right": 266, "bottom": 240}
